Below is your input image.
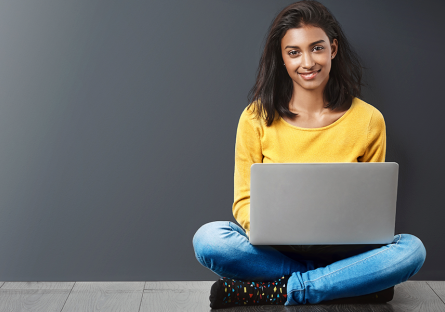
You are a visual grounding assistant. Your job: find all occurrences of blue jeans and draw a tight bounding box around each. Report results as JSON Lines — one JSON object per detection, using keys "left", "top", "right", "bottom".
{"left": 193, "top": 221, "right": 426, "bottom": 305}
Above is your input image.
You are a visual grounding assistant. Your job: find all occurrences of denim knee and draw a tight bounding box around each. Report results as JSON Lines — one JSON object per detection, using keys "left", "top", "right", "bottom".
{"left": 192, "top": 221, "right": 228, "bottom": 267}
{"left": 401, "top": 234, "right": 426, "bottom": 276}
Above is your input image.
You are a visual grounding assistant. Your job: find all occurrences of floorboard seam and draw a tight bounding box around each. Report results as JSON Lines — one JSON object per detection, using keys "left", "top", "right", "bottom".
{"left": 59, "top": 282, "right": 76, "bottom": 312}
{"left": 426, "top": 281, "right": 445, "bottom": 305}
{"left": 137, "top": 282, "right": 145, "bottom": 312}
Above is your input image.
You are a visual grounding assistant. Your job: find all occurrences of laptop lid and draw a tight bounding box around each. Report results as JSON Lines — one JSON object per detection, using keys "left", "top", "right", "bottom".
{"left": 250, "top": 163, "right": 398, "bottom": 245}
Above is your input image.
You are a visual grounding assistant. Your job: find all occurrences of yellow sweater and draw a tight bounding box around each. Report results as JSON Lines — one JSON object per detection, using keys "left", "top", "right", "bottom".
{"left": 232, "top": 97, "right": 386, "bottom": 235}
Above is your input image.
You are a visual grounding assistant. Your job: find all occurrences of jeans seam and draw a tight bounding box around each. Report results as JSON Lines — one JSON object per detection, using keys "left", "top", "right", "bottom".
{"left": 287, "top": 234, "right": 402, "bottom": 296}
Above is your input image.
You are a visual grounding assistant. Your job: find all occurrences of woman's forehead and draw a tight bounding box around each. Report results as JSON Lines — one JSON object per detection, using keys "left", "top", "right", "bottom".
{"left": 281, "top": 26, "right": 329, "bottom": 48}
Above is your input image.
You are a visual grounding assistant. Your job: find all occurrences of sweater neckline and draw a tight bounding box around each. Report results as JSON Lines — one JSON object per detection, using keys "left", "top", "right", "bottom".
{"left": 278, "top": 100, "right": 356, "bottom": 131}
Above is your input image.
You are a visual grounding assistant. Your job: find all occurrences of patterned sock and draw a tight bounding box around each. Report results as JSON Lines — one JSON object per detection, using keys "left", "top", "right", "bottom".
{"left": 209, "top": 276, "right": 289, "bottom": 309}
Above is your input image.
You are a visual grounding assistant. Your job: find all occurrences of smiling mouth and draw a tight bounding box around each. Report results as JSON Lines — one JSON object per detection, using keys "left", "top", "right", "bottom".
{"left": 298, "top": 69, "right": 321, "bottom": 80}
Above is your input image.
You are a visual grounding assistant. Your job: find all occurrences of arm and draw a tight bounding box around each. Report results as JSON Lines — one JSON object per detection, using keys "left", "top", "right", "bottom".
{"left": 232, "top": 108, "right": 263, "bottom": 237}
{"left": 360, "top": 109, "right": 386, "bottom": 162}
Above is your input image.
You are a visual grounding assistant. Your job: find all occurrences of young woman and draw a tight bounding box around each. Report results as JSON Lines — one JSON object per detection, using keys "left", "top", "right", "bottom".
{"left": 193, "top": 0, "right": 426, "bottom": 308}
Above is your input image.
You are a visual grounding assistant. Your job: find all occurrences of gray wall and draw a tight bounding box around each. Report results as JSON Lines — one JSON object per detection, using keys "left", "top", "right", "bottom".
{"left": 0, "top": 0, "right": 442, "bottom": 281}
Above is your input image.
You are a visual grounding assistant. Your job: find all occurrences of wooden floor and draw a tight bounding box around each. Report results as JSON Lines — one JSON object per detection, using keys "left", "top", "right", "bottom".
{"left": 0, "top": 281, "right": 443, "bottom": 312}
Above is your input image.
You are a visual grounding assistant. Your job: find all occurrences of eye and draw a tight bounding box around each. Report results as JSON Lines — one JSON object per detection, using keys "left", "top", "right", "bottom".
{"left": 288, "top": 50, "right": 300, "bottom": 56}
{"left": 313, "top": 45, "right": 324, "bottom": 51}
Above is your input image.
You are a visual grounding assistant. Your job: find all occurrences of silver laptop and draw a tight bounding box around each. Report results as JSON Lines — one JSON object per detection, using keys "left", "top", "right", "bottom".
{"left": 249, "top": 163, "right": 398, "bottom": 245}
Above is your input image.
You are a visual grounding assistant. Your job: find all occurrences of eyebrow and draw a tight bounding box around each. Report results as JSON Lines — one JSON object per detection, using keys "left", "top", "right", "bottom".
{"left": 285, "top": 39, "right": 325, "bottom": 49}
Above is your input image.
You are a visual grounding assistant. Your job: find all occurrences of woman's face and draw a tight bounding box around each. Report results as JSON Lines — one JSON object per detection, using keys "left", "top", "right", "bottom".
{"left": 281, "top": 25, "right": 338, "bottom": 93}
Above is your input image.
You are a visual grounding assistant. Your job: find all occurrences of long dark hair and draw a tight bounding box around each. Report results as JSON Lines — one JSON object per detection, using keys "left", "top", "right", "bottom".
{"left": 248, "top": 0, "right": 364, "bottom": 126}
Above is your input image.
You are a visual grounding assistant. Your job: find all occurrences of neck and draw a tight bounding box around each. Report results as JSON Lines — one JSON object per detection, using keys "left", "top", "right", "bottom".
{"left": 289, "top": 80, "right": 328, "bottom": 115}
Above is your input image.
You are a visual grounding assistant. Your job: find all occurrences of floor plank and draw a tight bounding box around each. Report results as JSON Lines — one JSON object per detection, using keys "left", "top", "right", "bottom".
{"left": 61, "top": 283, "right": 144, "bottom": 312}
{"left": 426, "top": 281, "right": 445, "bottom": 303}
{"left": 145, "top": 281, "right": 214, "bottom": 291}
{"left": 142, "top": 281, "right": 215, "bottom": 312}
{"left": 141, "top": 289, "right": 211, "bottom": 312}
{"left": 0, "top": 289, "right": 70, "bottom": 312}
{"left": 1, "top": 282, "right": 74, "bottom": 290}
{"left": 72, "top": 281, "right": 145, "bottom": 291}
{"left": 61, "top": 291, "right": 143, "bottom": 312}
{"left": 385, "top": 281, "right": 445, "bottom": 312}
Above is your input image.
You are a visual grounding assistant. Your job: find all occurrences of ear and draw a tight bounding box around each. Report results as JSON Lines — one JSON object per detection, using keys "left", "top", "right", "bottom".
{"left": 331, "top": 38, "right": 338, "bottom": 59}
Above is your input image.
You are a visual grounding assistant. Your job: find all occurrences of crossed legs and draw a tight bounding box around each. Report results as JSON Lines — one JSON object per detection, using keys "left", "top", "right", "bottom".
{"left": 193, "top": 221, "right": 426, "bottom": 305}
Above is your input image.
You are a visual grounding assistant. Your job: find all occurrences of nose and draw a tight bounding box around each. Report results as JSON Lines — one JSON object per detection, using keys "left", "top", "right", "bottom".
{"left": 301, "top": 52, "right": 315, "bottom": 69}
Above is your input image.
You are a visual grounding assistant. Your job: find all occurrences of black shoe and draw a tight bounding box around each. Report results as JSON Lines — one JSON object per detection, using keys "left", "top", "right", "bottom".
{"left": 209, "top": 279, "right": 225, "bottom": 309}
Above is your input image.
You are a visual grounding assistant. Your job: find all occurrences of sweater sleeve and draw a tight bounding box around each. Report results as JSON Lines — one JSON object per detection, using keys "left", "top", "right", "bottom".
{"left": 360, "top": 109, "right": 386, "bottom": 162}
{"left": 232, "top": 108, "right": 263, "bottom": 235}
